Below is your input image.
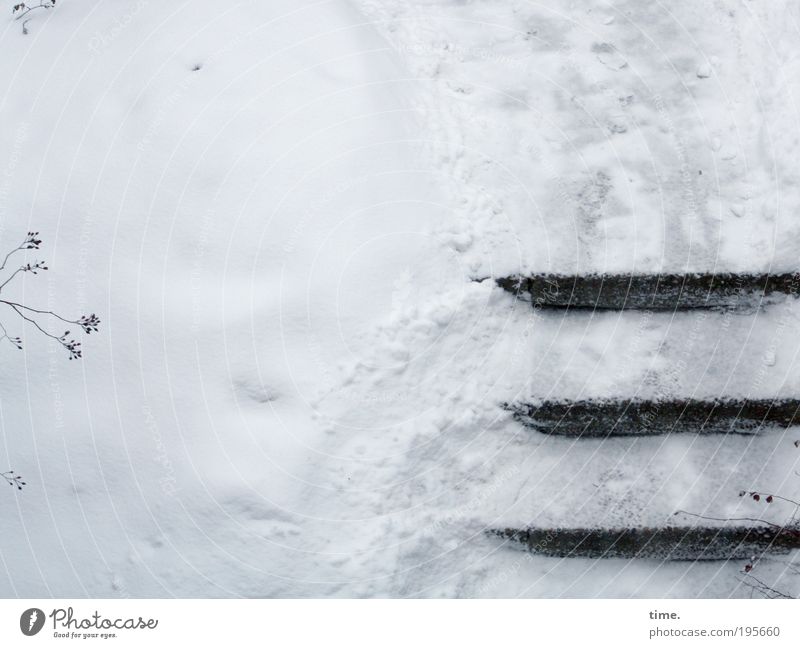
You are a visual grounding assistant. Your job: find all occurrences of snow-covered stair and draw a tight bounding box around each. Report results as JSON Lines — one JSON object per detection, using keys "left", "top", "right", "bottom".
{"left": 496, "top": 272, "right": 800, "bottom": 561}
{"left": 504, "top": 398, "right": 800, "bottom": 437}
{"left": 498, "top": 273, "right": 800, "bottom": 311}
{"left": 492, "top": 526, "right": 800, "bottom": 561}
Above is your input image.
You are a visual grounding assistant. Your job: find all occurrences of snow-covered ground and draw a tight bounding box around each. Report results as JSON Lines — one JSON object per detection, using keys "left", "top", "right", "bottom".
{"left": 0, "top": 0, "right": 799, "bottom": 597}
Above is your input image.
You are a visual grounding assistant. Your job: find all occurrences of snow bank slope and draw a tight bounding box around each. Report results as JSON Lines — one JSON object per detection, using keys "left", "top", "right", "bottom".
{"left": 0, "top": 0, "right": 458, "bottom": 596}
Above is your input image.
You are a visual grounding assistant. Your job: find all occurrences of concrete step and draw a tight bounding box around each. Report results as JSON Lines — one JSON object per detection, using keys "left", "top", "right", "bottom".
{"left": 497, "top": 272, "right": 800, "bottom": 310}
{"left": 504, "top": 398, "right": 800, "bottom": 436}
{"left": 492, "top": 526, "right": 800, "bottom": 560}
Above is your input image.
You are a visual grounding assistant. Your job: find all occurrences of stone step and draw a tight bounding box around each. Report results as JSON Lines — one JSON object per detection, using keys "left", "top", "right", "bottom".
{"left": 492, "top": 526, "right": 800, "bottom": 560}
{"left": 504, "top": 398, "right": 800, "bottom": 436}
{"left": 497, "top": 272, "right": 800, "bottom": 310}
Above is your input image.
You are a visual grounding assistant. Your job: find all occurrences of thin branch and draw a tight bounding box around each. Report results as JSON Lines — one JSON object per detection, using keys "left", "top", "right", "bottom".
{"left": 0, "top": 247, "right": 22, "bottom": 273}
{"left": 0, "top": 321, "right": 22, "bottom": 349}
{"left": 742, "top": 490, "right": 800, "bottom": 509}
{"left": 0, "top": 232, "right": 41, "bottom": 273}
{"left": 754, "top": 556, "right": 800, "bottom": 577}
{"left": 738, "top": 574, "right": 793, "bottom": 599}
{"left": 10, "top": 303, "right": 61, "bottom": 341}
{"left": 0, "top": 259, "right": 48, "bottom": 294}
{"left": 12, "top": 1, "right": 55, "bottom": 24}
{"left": 0, "top": 267, "right": 24, "bottom": 291}
{"left": 7, "top": 303, "right": 83, "bottom": 359}
{"left": 1, "top": 470, "right": 26, "bottom": 491}
{"left": 0, "top": 241, "right": 25, "bottom": 273}
{"left": 0, "top": 232, "right": 99, "bottom": 360}
{"left": 673, "top": 510, "right": 785, "bottom": 530}
{"left": 0, "top": 299, "right": 87, "bottom": 327}
{"left": 765, "top": 494, "right": 800, "bottom": 508}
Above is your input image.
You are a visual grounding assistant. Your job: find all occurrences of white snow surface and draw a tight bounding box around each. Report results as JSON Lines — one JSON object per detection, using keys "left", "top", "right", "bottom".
{"left": 0, "top": 0, "right": 799, "bottom": 597}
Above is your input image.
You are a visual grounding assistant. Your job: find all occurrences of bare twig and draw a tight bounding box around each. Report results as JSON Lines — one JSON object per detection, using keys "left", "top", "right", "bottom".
{"left": 672, "top": 510, "right": 784, "bottom": 530}
{"left": 738, "top": 574, "right": 792, "bottom": 600}
{"left": 740, "top": 490, "right": 800, "bottom": 509}
{"left": 0, "top": 260, "right": 48, "bottom": 292}
{"left": 0, "top": 232, "right": 40, "bottom": 273}
{"left": 1, "top": 470, "right": 26, "bottom": 491}
{"left": 0, "top": 232, "right": 99, "bottom": 359}
{"left": 12, "top": 1, "right": 57, "bottom": 34}
{"left": 0, "top": 320, "right": 22, "bottom": 349}
{"left": 678, "top": 439, "right": 800, "bottom": 599}
{"left": 12, "top": 1, "right": 56, "bottom": 24}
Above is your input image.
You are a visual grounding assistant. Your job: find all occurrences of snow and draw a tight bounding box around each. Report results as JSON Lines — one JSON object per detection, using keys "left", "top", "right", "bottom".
{"left": 0, "top": 0, "right": 798, "bottom": 598}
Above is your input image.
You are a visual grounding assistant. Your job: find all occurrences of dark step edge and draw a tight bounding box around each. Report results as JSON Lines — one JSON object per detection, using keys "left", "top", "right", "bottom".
{"left": 497, "top": 272, "right": 800, "bottom": 310}
{"left": 502, "top": 398, "right": 800, "bottom": 437}
{"left": 490, "top": 526, "right": 800, "bottom": 561}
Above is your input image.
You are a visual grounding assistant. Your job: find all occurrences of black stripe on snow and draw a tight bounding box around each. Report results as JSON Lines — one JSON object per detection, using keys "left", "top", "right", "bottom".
{"left": 503, "top": 399, "right": 800, "bottom": 436}
{"left": 497, "top": 273, "right": 800, "bottom": 310}
{"left": 491, "top": 526, "right": 800, "bottom": 560}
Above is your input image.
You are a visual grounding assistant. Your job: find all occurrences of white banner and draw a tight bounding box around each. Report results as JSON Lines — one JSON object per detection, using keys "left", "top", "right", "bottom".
{"left": 0, "top": 599, "right": 797, "bottom": 647}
